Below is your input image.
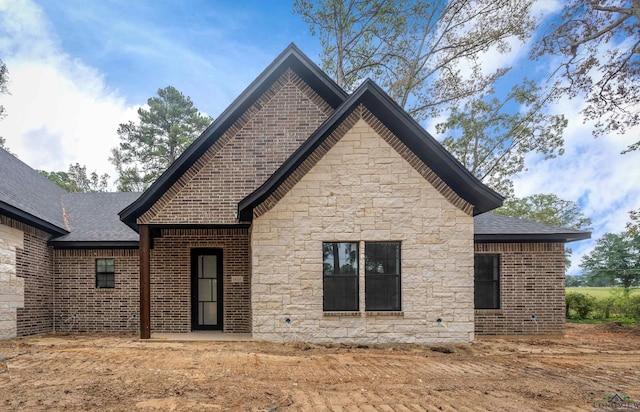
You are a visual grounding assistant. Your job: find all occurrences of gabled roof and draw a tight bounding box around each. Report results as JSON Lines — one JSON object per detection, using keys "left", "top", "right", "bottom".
{"left": 49, "top": 192, "right": 141, "bottom": 248}
{"left": 0, "top": 148, "right": 68, "bottom": 235}
{"left": 474, "top": 212, "right": 591, "bottom": 243}
{"left": 238, "top": 79, "right": 504, "bottom": 220}
{"left": 119, "top": 43, "right": 348, "bottom": 231}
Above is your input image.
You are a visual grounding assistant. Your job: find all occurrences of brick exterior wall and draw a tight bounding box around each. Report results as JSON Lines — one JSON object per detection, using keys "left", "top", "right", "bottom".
{"left": 251, "top": 116, "right": 475, "bottom": 345}
{"left": 1, "top": 216, "right": 55, "bottom": 337}
{"left": 54, "top": 249, "right": 139, "bottom": 333}
{"left": 474, "top": 242, "right": 566, "bottom": 335}
{"left": 150, "top": 228, "right": 250, "bottom": 333}
{"left": 140, "top": 68, "right": 334, "bottom": 225}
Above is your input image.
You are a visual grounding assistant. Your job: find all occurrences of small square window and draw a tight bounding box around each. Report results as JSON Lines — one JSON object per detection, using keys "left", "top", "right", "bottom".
{"left": 96, "top": 258, "right": 115, "bottom": 288}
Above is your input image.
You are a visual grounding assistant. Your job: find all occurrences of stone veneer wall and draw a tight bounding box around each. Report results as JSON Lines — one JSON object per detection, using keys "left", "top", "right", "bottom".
{"left": 251, "top": 117, "right": 475, "bottom": 344}
{"left": 474, "top": 242, "right": 566, "bottom": 335}
{"left": 0, "top": 221, "right": 25, "bottom": 339}
{"left": 150, "top": 228, "right": 250, "bottom": 333}
{"left": 54, "top": 249, "right": 139, "bottom": 333}
{"left": 1, "top": 216, "right": 55, "bottom": 337}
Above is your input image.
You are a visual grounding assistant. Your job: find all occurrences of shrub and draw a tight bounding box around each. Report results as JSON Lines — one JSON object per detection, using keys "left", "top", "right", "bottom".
{"left": 593, "top": 296, "right": 616, "bottom": 320}
{"left": 625, "top": 295, "right": 640, "bottom": 321}
{"left": 565, "top": 292, "right": 596, "bottom": 319}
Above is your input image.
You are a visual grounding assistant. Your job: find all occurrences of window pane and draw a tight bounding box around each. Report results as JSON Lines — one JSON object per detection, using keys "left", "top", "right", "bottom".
{"left": 474, "top": 254, "right": 500, "bottom": 309}
{"left": 323, "top": 276, "right": 359, "bottom": 311}
{"left": 105, "top": 259, "right": 115, "bottom": 272}
{"left": 365, "top": 242, "right": 400, "bottom": 275}
{"left": 365, "top": 274, "right": 400, "bottom": 311}
{"left": 202, "top": 302, "right": 217, "bottom": 325}
{"left": 365, "top": 242, "right": 401, "bottom": 311}
{"left": 198, "top": 279, "right": 213, "bottom": 302}
{"left": 323, "top": 242, "right": 358, "bottom": 276}
{"left": 322, "top": 242, "right": 358, "bottom": 311}
{"left": 475, "top": 281, "right": 499, "bottom": 309}
{"left": 96, "top": 273, "right": 115, "bottom": 288}
{"left": 201, "top": 255, "right": 217, "bottom": 279}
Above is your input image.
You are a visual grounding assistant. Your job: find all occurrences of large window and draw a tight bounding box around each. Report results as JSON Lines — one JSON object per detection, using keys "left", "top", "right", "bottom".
{"left": 474, "top": 254, "right": 500, "bottom": 309}
{"left": 365, "top": 242, "right": 401, "bottom": 311}
{"left": 323, "top": 242, "right": 359, "bottom": 311}
{"left": 96, "top": 258, "right": 115, "bottom": 288}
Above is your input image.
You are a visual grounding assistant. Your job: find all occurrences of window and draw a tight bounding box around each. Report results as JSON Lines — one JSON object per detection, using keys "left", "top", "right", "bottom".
{"left": 322, "top": 242, "right": 359, "bottom": 311}
{"left": 474, "top": 254, "right": 500, "bottom": 309}
{"left": 365, "top": 242, "right": 401, "bottom": 311}
{"left": 96, "top": 258, "right": 115, "bottom": 288}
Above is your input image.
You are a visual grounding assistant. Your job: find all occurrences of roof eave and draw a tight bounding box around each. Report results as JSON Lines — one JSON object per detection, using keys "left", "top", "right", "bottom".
{"left": 474, "top": 232, "right": 592, "bottom": 243}
{"left": 48, "top": 240, "right": 140, "bottom": 249}
{"left": 0, "top": 201, "right": 68, "bottom": 236}
{"left": 119, "top": 44, "right": 347, "bottom": 230}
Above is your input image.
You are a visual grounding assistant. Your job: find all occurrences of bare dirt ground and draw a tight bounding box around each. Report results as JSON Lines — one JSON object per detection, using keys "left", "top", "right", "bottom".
{"left": 1, "top": 324, "right": 639, "bottom": 411}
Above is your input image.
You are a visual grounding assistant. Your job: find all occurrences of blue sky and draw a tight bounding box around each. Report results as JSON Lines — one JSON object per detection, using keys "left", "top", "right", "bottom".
{"left": 0, "top": 0, "right": 639, "bottom": 275}
{"left": 33, "top": 0, "right": 318, "bottom": 114}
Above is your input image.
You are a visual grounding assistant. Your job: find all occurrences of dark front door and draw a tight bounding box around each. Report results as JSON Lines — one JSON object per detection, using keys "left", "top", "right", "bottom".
{"left": 191, "top": 249, "right": 223, "bottom": 330}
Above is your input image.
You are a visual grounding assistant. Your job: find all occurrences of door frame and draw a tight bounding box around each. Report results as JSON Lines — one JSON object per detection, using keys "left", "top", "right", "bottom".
{"left": 190, "top": 248, "right": 223, "bottom": 331}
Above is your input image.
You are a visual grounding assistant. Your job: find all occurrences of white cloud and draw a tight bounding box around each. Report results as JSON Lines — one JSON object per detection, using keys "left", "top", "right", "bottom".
{"left": 512, "top": 95, "right": 640, "bottom": 275}
{"left": 0, "top": 0, "right": 137, "bottom": 182}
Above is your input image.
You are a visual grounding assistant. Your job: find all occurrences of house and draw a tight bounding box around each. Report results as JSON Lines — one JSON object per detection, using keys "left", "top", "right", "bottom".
{"left": 0, "top": 44, "right": 590, "bottom": 344}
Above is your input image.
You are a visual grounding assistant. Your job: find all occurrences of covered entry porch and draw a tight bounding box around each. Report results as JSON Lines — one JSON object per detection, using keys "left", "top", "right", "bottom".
{"left": 138, "top": 225, "right": 252, "bottom": 338}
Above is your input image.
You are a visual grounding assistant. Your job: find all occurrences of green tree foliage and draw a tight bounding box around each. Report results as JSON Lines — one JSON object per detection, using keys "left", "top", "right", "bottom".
{"left": 0, "top": 59, "right": 9, "bottom": 151}
{"left": 39, "top": 163, "right": 110, "bottom": 193}
{"left": 294, "top": 0, "right": 535, "bottom": 114}
{"left": 495, "top": 193, "right": 592, "bottom": 267}
{"left": 494, "top": 194, "right": 592, "bottom": 230}
{"left": 437, "top": 82, "right": 567, "bottom": 195}
{"left": 531, "top": 0, "right": 640, "bottom": 148}
{"left": 0, "top": 59, "right": 7, "bottom": 120}
{"left": 627, "top": 209, "right": 640, "bottom": 237}
{"left": 110, "top": 86, "right": 211, "bottom": 192}
{"left": 295, "top": 0, "right": 566, "bottom": 194}
{"left": 565, "top": 275, "right": 587, "bottom": 287}
{"left": 580, "top": 233, "right": 640, "bottom": 290}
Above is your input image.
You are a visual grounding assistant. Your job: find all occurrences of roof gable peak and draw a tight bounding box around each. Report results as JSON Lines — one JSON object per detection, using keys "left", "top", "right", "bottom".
{"left": 239, "top": 77, "right": 504, "bottom": 220}
{"left": 120, "top": 44, "right": 347, "bottom": 230}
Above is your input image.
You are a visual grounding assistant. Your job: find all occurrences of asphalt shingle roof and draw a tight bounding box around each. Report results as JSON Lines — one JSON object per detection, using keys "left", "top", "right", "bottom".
{"left": 0, "top": 147, "right": 68, "bottom": 233}
{"left": 474, "top": 212, "right": 591, "bottom": 242}
{"left": 52, "top": 192, "right": 141, "bottom": 243}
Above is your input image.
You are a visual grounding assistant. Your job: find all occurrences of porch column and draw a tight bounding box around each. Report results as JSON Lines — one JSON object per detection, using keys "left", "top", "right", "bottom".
{"left": 139, "top": 224, "right": 151, "bottom": 339}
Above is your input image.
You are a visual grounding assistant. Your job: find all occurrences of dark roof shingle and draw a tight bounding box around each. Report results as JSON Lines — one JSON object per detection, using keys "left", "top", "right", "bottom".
{"left": 474, "top": 212, "right": 591, "bottom": 242}
{"left": 0, "top": 148, "right": 68, "bottom": 234}
{"left": 50, "top": 192, "right": 141, "bottom": 244}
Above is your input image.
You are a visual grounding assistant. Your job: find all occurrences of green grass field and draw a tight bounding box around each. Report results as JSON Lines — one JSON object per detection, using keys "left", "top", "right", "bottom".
{"left": 566, "top": 287, "right": 640, "bottom": 298}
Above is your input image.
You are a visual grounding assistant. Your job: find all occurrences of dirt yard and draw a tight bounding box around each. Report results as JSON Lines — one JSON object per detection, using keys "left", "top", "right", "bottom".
{"left": 0, "top": 324, "right": 639, "bottom": 411}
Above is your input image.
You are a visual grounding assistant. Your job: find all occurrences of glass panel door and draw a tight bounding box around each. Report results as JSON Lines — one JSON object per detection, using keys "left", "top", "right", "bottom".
{"left": 191, "top": 249, "right": 223, "bottom": 330}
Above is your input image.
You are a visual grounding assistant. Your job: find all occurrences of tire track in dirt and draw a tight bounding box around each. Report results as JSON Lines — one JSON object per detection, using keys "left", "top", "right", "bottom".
{"left": 1, "top": 325, "right": 640, "bottom": 411}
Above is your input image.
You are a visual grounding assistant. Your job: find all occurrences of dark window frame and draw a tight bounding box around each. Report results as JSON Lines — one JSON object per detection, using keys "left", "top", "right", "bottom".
{"left": 364, "top": 241, "right": 401, "bottom": 311}
{"left": 322, "top": 242, "right": 359, "bottom": 312}
{"left": 95, "top": 258, "right": 115, "bottom": 289}
{"left": 474, "top": 254, "right": 500, "bottom": 309}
